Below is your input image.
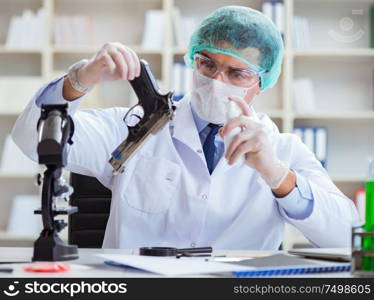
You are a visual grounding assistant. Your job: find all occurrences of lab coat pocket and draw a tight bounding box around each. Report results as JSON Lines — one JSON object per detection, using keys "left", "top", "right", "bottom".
{"left": 125, "top": 155, "right": 181, "bottom": 213}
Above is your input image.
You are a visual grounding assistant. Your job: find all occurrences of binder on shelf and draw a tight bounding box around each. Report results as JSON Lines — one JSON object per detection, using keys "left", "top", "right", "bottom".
{"left": 172, "top": 7, "right": 183, "bottom": 48}
{"left": 293, "top": 16, "right": 311, "bottom": 49}
{"left": 315, "top": 127, "right": 327, "bottom": 168}
{"left": 172, "top": 62, "right": 192, "bottom": 101}
{"left": 172, "top": 8, "right": 198, "bottom": 48}
{"left": 5, "top": 8, "right": 47, "bottom": 49}
{"left": 274, "top": 2, "right": 284, "bottom": 39}
{"left": 54, "top": 15, "right": 93, "bottom": 46}
{"left": 303, "top": 127, "right": 315, "bottom": 153}
{"left": 142, "top": 10, "right": 165, "bottom": 49}
{"left": 293, "top": 77, "right": 316, "bottom": 113}
{"left": 261, "top": 1, "right": 284, "bottom": 38}
{"left": 172, "top": 62, "right": 184, "bottom": 101}
{"left": 184, "top": 68, "right": 193, "bottom": 95}
{"left": 261, "top": 2, "right": 273, "bottom": 21}
{"left": 293, "top": 127, "right": 303, "bottom": 141}
{"left": 293, "top": 127, "right": 328, "bottom": 168}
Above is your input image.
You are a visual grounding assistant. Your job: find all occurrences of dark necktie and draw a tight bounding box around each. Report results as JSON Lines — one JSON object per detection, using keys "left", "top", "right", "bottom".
{"left": 203, "top": 123, "right": 220, "bottom": 174}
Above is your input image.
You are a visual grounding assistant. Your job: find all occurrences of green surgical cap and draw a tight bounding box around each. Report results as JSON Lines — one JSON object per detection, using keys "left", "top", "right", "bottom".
{"left": 184, "top": 6, "right": 284, "bottom": 91}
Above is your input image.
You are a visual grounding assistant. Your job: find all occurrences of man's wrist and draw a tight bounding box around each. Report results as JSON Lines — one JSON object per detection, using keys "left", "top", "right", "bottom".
{"left": 63, "top": 76, "right": 86, "bottom": 102}
{"left": 67, "top": 59, "right": 94, "bottom": 94}
{"left": 271, "top": 170, "right": 296, "bottom": 198}
{"left": 256, "top": 158, "right": 289, "bottom": 190}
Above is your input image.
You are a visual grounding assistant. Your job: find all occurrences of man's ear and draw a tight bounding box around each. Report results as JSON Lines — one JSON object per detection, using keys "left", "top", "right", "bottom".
{"left": 256, "top": 84, "right": 261, "bottom": 95}
{"left": 254, "top": 82, "right": 261, "bottom": 95}
{"left": 243, "top": 83, "right": 261, "bottom": 104}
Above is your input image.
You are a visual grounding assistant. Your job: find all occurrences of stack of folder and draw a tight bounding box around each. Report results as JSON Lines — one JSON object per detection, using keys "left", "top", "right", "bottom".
{"left": 293, "top": 127, "right": 328, "bottom": 168}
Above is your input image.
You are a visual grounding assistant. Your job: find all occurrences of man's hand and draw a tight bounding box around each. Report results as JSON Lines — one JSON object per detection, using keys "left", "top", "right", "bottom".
{"left": 221, "top": 97, "right": 294, "bottom": 195}
{"left": 63, "top": 42, "right": 141, "bottom": 101}
{"left": 78, "top": 42, "right": 141, "bottom": 87}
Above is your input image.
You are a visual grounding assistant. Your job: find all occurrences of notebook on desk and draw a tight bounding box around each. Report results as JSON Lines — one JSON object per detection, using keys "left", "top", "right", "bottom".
{"left": 215, "top": 253, "right": 351, "bottom": 277}
{"left": 288, "top": 248, "right": 351, "bottom": 262}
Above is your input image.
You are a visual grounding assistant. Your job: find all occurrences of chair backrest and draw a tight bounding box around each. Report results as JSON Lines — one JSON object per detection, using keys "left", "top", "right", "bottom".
{"left": 68, "top": 173, "right": 112, "bottom": 248}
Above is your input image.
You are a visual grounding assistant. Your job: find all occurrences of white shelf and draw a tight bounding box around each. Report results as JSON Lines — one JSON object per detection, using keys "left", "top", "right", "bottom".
{"left": 0, "top": 46, "right": 43, "bottom": 54}
{"left": 52, "top": 45, "right": 163, "bottom": 55}
{"left": 293, "top": 48, "right": 374, "bottom": 58}
{"left": 261, "top": 109, "right": 284, "bottom": 119}
{"left": 0, "top": 112, "right": 21, "bottom": 117}
{"left": 0, "top": 230, "right": 34, "bottom": 242}
{"left": 0, "top": 173, "right": 36, "bottom": 179}
{"left": 293, "top": 111, "right": 374, "bottom": 120}
{"left": 173, "top": 47, "right": 187, "bottom": 55}
{"left": 52, "top": 46, "right": 99, "bottom": 54}
{"left": 330, "top": 174, "right": 366, "bottom": 183}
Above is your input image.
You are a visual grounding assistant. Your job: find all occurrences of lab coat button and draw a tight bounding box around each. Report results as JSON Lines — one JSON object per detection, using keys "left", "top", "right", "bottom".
{"left": 191, "top": 242, "right": 196, "bottom": 247}
{"left": 202, "top": 194, "right": 208, "bottom": 200}
{"left": 197, "top": 149, "right": 203, "bottom": 154}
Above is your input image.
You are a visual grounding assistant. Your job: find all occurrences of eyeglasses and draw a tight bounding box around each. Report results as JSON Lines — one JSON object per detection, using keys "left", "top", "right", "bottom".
{"left": 194, "top": 53, "right": 263, "bottom": 88}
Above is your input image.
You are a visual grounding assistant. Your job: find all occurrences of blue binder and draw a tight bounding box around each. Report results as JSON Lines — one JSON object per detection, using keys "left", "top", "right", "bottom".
{"left": 233, "top": 263, "right": 351, "bottom": 277}
{"left": 229, "top": 253, "right": 350, "bottom": 277}
{"left": 293, "top": 126, "right": 328, "bottom": 168}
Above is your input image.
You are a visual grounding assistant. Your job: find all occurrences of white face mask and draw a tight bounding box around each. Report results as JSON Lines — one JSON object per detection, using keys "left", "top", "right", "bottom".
{"left": 190, "top": 71, "right": 251, "bottom": 124}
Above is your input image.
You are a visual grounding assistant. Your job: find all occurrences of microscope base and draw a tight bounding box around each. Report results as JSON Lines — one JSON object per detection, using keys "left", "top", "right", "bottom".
{"left": 32, "top": 230, "right": 78, "bottom": 262}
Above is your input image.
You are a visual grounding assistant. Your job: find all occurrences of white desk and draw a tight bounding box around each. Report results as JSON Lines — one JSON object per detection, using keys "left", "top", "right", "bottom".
{"left": 0, "top": 247, "right": 352, "bottom": 278}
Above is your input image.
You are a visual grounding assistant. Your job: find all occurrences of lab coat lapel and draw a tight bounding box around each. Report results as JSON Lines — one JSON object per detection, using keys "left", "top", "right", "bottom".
{"left": 170, "top": 95, "right": 205, "bottom": 159}
{"left": 211, "top": 155, "right": 231, "bottom": 176}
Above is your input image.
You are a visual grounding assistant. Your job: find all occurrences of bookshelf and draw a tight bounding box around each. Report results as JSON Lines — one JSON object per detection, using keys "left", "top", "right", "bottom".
{"left": 0, "top": 0, "right": 373, "bottom": 248}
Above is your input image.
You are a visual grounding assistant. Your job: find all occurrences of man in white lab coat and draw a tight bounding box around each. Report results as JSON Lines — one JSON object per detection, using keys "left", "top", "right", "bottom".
{"left": 12, "top": 6, "right": 358, "bottom": 249}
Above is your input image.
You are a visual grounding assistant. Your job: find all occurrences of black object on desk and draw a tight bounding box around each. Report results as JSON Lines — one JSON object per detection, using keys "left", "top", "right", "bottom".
{"left": 0, "top": 268, "right": 13, "bottom": 273}
{"left": 139, "top": 246, "right": 213, "bottom": 257}
{"left": 0, "top": 261, "right": 30, "bottom": 264}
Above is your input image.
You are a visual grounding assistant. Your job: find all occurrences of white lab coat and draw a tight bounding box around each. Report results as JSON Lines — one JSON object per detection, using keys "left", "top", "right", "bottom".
{"left": 12, "top": 84, "right": 359, "bottom": 250}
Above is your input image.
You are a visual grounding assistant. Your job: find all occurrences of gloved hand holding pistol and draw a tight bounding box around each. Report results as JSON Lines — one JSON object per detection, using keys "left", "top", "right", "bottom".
{"left": 63, "top": 42, "right": 141, "bottom": 101}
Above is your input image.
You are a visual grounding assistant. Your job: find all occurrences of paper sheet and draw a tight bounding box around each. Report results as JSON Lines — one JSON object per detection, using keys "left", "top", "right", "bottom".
{"left": 96, "top": 254, "right": 251, "bottom": 276}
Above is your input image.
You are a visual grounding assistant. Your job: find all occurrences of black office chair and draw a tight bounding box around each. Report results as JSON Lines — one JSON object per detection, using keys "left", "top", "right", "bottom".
{"left": 68, "top": 173, "right": 112, "bottom": 248}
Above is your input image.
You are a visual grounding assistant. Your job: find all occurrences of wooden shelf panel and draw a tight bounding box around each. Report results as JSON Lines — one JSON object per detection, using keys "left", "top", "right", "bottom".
{"left": 330, "top": 174, "right": 366, "bottom": 183}
{"left": 0, "top": 231, "right": 35, "bottom": 242}
{"left": 259, "top": 109, "right": 285, "bottom": 119}
{"left": 52, "top": 45, "right": 163, "bottom": 55}
{"left": 0, "top": 173, "right": 36, "bottom": 179}
{"left": 293, "top": 111, "right": 374, "bottom": 120}
{"left": 0, "top": 46, "right": 43, "bottom": 54}
{"left": 293, "top": 49, "right": 374, "bottom": 58}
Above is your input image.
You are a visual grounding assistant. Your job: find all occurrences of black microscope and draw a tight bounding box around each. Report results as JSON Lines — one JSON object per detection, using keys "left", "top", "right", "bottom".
{"left": 33, "top": 104, "right": 78, "bottom": 261}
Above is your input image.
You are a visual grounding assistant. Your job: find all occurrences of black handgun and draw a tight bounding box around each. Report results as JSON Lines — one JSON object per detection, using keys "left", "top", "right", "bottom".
{"left": 109, "top": 59, "right": 176, "bottom": 174}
